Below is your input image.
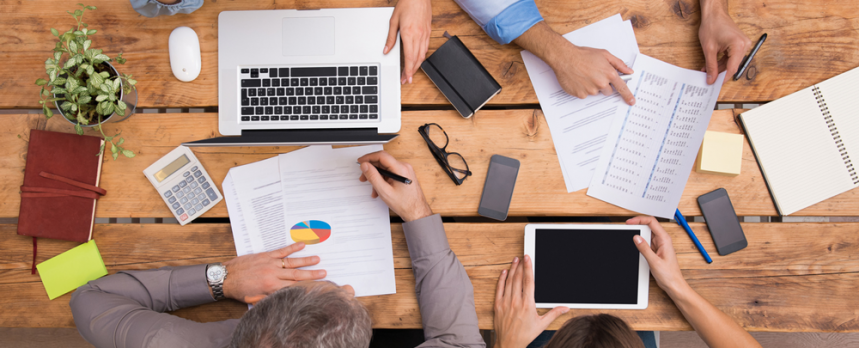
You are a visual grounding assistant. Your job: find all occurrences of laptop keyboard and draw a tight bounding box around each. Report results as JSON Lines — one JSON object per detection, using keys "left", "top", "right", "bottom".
{"left": 238, "top": 65, "right": 380, "bottom": 122}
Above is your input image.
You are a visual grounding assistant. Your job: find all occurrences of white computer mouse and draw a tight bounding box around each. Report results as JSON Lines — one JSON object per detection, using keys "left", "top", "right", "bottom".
{"left": 168, "top": 26, "right": 201, "bottom": 82}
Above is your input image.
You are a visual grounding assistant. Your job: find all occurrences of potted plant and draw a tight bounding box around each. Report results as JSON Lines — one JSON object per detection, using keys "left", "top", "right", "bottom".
{"left": 35, "top": 4, "right": 137, "bottom": 160}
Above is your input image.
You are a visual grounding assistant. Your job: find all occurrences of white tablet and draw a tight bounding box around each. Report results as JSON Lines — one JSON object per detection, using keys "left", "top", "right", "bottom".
{"left": 524, "top": 224, "right": 652, "bottom": 310}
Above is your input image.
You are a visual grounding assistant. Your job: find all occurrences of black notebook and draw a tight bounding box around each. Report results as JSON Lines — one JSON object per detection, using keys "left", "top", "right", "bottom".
{"left": 421, "top": 34, "right": 502, "bottom": 118}
{"left": 738, "top": 66, "right": 859, "bottom": 215}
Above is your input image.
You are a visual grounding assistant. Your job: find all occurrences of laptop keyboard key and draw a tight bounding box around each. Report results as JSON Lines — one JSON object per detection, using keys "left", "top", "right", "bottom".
{"left": 241, "top": 116, "right": 250, "bottom": 121}
{"left": 350, "top": 66, "right": 358, "bottom": 76}
{"left": 251, "top": 116, "right": 260, "bottom": 121}
{"left": 300, "top": 78, "right": 308, "bottom": 86}
{"left": 365, "top": 95, "right": 378, "bottom": 103}
{"left": 291, "top": 115, "right": 299, "bottom": 120}
{"left": 269, "top": 68, "right": 278, "bottom": 78}
{"left": 362, "top": 86, "right": 378, "bottom": 94}
{"left": 349, "top": 114, "right": 358, "bottom": 120}
{"left": 241, "top": 79, "right": 261, "bottom": 88}
{"left": 272, "top": 79, "right": 280, "bottom": 87}
{"left": 352, "top": 87, "right": 361, "bottom": 94}
{"left": 338, "top": 67, "right": 348, "bottom": 76}
{"left": 368, "top": 77, "right": 377, "bottom": 85}
{"left": 277, "top": 88, "right": 285, "bottom": 96}
{"left": 370, "top": 105, "right": 378, "bottom": 112}
{"left": 255, "top": 107, "right": 264, "bottom": 114}
{"left": 360, "top": 66, "right": 368, "bottom": 76}
{"left": 292, "top": 67, "right": 337, "bottom": 77}
{"left": 303, "top": 106, "right": 311, "bottom": 114}
{"left": 309, "top": 78, "right": 318, "bottom": 86}
{"left": 370, "top": 114, "right": 378, "bottom": 119}
{"left": 250, "top": 69, "right": 259, "bottom": 78}
{"left": 369, "top": 66, "right": 377, "bottom": 75}
{"left": 291, "top": 78, "right": 299, "bottom": 86}
{"left": 262, "top": 79, "right": 270, "bottom": 87}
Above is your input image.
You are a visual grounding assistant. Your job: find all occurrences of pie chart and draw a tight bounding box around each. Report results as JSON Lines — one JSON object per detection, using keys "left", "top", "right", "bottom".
{"left": 290, "top": 220, "right": 331, "bottom": 245}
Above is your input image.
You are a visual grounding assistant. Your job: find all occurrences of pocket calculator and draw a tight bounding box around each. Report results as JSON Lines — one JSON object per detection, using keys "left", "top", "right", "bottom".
{"left": 143, "top": 146, "right": 222, "bottom": 225}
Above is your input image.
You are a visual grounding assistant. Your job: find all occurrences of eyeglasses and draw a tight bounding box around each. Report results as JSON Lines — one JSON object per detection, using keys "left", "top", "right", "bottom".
{"left": 418, "top": 123, "right": 472, "bottom": 185}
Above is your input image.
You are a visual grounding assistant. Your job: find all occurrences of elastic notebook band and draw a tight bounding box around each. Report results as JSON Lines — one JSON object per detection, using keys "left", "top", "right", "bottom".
{"left": 20, "top": 186, "right": 102, "bottom": 200}
{"left": 39, "top": 171, "right": 106, "bottom": 195}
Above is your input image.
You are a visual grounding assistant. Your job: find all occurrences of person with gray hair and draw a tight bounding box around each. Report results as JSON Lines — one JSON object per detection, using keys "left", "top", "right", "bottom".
{"left": 69, "top": 150, "right": 485, "bottom": 348}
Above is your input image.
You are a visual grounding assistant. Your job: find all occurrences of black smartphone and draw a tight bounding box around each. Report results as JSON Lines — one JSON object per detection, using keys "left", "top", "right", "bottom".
{"left": 697, "top": 188, "right": 748, "bottom": 255}
{"left": 477, "top": 155, "right": 520, "bottom": 221}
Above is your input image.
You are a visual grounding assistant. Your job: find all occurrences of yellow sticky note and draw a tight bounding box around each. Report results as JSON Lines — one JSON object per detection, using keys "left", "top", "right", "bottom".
{"left": 37, "top": 240, "right": 108, "bottom": 300}
{"left": 696, "top": 131, "right": 744, "bottom": 176}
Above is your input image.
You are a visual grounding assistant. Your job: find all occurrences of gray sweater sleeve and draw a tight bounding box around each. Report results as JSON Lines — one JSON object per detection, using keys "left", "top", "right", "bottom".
{"left": 69, "top": 264, "right": 239, "bottom": 348}
{"left": 404, "top": 214, "right": 486, "bottom": 348}
{"left": 129, "top": 0, "right": 204, "bottom": 18}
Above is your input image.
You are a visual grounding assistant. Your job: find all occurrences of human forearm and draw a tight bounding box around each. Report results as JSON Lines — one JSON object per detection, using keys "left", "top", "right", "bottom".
{"left": 513, "top": 21, "right": 569, "bottom": 68}
{"left": 667, "top": 283, "right": 761, "bottom": 348}
{"left": 699, "top": 0, "right": 729, "bottom": 18}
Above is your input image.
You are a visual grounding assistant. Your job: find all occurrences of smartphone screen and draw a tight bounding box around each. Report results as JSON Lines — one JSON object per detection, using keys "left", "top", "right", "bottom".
{"left": 698, "top": 188, "right": 748, "bottom": 255}
{"left": 478, "top": 155, "right": 520, "bottom": 221}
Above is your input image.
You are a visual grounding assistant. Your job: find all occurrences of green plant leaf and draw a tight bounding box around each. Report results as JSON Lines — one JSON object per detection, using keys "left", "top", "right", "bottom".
{"left": 112, "top": 152, "right": 118, "bottom": 160}
{"left": 51, "top": 28, "right": 59, "bottom": 37}
{"left": 117, "top": 100, "right": 127, "bottom": 110}
{"left": 100, "top": 84, "right": 109, "bottom": 93}
{"left": 74, "top": 86, "right": 87, "bottom": 94}
{"left": 121, "top": 149, "right": 135, "bottom": 158}
{"left": 115, "top": 107, "right": 125, "bottom": 116}
{"left": 86, "top": 5, "right": 96, "bottom": 10}
{"left": 52, "top": 87, "right": 67, "bottom": 95}
{"left": 112, "top": 78, "right": 120, "bottom": 91}
{"left": 86, "top": 65, "right": 94, "bottom": 76}
{"left": 91, "top": 71, "right": 103, "bottom": 86}
{"left": 99, "top": 71, "right": 109, "bottom": 78}
{"left": 83, "top": 40, "right": 91, "bottom": 51}
{"left": 77, "top": 113, "right": 88, "bottom": 125}
{"left": 117, "top": 137, "right": 125, "bottom": 146}
{"left": 35, "top": 78, "right": 47, "bottom": 86}
{"left": 88, "top": 29, "right": 97, "bottom": 35}
{"left": 53, "top": 77, "right": 67, "bottom": 85}
{"left": 75, "top": 123, "right": 83, "bottom": 135}
{"left": 95, "top": 94, "right": 107, "bottom": 102}
{"left": 97, "top": 143, "right": 105, "bottom": 156}
{"left": 74, "top": 9, "right": 82, "bottom": 16}
{"left": 70, "top": 104, "right": 77, "bottom": 112}
{"left": 45, "top": 108, "right": 54, "bottom": 118}
{"left": 78, "top": 95, "right": 91, "bottom": 104}
{"left": 111, "top": 143, "right": 117, "bottom": 153}
{"left": 105, "top": 102, "right": 114, "bottom": 115}
{"left": 93, "top": 54, "right": 110, "bottom": 61}
{"left": 64, "top": 58, "right": 76, "bottom": 69}
{"left": 67, "top": 77, "right": 79, "bottom": 90}
{"left": 60, "top": 101, "right": 72, "bottom": 110}
{"left": 69, "top": 40, "right": 78, "bottom": 52}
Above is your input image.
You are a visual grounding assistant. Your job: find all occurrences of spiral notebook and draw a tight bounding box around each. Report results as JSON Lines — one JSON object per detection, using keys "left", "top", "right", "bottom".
{"left": 739, "top": 66, "right": 859, "bottom": 215}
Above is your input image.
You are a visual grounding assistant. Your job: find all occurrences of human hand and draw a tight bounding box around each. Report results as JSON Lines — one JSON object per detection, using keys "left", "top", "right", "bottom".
{"left": 493, "top": 255, "right": 569, "bottom": 348}
{"left": 548, "top": 43, "right": 635, "bottom": 105}
{"left": 384, "top": 0, "right": 432, "bottom": 84}
{"left": 699, "top": 4, "right": 751, "bottom": 84}
{"left": 358, "top": 150, "right": 433, "bottom": 222}
{"left": 627, "top": 216, "right": 689, "bottom": 296}
{"left": 222, "top": 243, "right": 326, "bottom": 304}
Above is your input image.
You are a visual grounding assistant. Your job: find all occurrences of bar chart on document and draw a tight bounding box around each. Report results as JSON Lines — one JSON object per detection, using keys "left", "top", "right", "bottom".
{"left": 588, "top": 54, "right": 725, "bottom": 218}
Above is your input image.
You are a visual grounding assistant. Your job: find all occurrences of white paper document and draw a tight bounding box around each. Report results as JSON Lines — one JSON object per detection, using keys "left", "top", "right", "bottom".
{"left": 521, "top": 14, "right": 640, "bottom": 192}
{"left": 587, "top": 54, "right": 726, "bottom": 218}
{"left": 223, "top": 145, "right": 396, "bottom": 297}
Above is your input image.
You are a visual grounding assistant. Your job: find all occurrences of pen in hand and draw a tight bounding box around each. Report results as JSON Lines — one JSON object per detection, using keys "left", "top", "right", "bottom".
{"left": 358, "top": 162, "right": 412, "bottom": 185}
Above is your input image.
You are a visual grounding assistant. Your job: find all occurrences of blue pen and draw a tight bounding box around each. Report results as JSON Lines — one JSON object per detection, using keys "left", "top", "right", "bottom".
{"left": 674, "top": 209, "right": 712, "bottom": 264}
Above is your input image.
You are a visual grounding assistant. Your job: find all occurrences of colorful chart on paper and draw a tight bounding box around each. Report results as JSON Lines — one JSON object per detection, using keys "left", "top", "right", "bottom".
{"left": 290, "top": 220, "right": 331, "bottom": 245}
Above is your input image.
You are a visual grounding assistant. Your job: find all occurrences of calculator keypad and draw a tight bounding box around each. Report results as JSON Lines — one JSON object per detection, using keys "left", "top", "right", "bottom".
{"left": 169, "top": 169, "right": 214, "bottom": 222}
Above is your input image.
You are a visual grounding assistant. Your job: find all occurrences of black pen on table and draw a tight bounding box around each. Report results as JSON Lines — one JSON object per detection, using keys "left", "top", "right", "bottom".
{"left": 734, "top": 33, "right": 767, "bottom": 80}
{"left": 357, "top": 162, "right": 412, "bottom": 185}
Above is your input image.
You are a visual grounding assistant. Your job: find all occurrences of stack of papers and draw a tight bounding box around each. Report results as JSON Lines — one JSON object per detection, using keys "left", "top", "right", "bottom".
{"left": 223, "top": 145, "right": 396, "bottom": 297}
{"left": 522, "top": 14, "right": 726, "bottom": 218}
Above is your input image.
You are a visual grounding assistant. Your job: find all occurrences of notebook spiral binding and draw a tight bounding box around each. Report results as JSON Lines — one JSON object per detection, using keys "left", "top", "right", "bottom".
{"left": 814, "top": 86, "right": 858, "bottom": 184}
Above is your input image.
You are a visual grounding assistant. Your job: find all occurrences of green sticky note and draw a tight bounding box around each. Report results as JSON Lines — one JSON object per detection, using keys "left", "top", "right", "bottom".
{"left": 37, "top": 240, "right": 108, "bottom": 300}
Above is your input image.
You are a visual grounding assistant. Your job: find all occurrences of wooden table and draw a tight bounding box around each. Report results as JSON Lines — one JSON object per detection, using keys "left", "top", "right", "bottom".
{"left": 2, "top": 0, "right": 859, "bottom": 335}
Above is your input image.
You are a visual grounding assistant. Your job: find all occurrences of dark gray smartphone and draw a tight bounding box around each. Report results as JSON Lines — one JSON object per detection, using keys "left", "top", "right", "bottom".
{"left": 697, "top": 188, "right": 748, "bottom": 255}
{"left": 477, "top": 155, "right": 520, "bottom": 221}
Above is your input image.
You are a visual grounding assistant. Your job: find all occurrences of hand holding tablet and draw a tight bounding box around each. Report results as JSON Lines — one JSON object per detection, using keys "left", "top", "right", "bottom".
{"left": 627, "top": 216, "right": 689, "bottom": 296}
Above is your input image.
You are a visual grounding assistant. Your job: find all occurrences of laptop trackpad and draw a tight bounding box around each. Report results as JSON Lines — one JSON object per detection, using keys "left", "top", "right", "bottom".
{"left": 282, "top": 17, "right": 335, "bottom": 56}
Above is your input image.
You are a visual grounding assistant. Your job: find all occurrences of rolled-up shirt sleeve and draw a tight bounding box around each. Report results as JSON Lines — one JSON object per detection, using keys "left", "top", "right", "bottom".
{"left": 129, "top": 0, "right": 204, "bottom": 18}
{"left": 70, "top": 264, "right": 238, "bottom": 348}
{"left": 454, "top": 0, "right": 544, "bottom": 44}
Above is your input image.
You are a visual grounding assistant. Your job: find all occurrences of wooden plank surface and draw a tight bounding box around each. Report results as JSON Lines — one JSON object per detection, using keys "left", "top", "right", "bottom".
{"left": 2, "top": 0, "right": 858, "bottom": 109}
{"left": 2, "top": 222, "right": 858, "bottom": 332}
{"left": 2, "top": 109, "right": 857, "bottom": 218}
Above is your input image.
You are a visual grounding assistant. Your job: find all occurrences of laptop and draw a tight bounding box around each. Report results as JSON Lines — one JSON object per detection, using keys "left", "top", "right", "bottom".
{"left": 185, "top": 8, "right": 401, "bottom": 146}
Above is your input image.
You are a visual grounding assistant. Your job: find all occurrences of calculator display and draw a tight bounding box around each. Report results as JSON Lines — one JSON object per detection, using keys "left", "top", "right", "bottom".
{"left": 154, "top": 155, "right": 190, "bottom": 183}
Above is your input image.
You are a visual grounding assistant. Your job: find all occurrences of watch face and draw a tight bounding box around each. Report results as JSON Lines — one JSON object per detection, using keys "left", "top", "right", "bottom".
{"left": 207, "top": 265, "right": 226, "bottom": 282}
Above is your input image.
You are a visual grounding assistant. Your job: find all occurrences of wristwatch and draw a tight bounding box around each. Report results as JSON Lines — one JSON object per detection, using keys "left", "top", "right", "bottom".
{"left": 206, "top": 263, "right": 228, "bottom": 301}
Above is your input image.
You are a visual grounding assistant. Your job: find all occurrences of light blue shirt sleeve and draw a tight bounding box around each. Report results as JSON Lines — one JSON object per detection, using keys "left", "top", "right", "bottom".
{"left": 454, "top": 0, "right": 544, "bottom": 45}
{"left": 129, "top": 0, "right": 204, "bottom": 18}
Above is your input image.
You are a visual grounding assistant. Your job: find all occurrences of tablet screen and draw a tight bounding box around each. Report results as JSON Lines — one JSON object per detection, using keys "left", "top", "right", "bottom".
{"left": 535, "top": 228, "right": 641, "bottom": 305}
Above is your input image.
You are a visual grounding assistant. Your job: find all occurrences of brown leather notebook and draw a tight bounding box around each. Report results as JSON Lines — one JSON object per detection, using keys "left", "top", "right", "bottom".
{"left": 18, "top": 130, "right": 105, "bottom": 243}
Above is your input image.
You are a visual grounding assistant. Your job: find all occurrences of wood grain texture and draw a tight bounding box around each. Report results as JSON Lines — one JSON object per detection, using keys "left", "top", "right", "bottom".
{"left": 1, "top": 0, "right": 857, "bottom": 109}
{"left": 2, "top": 222, "right": 858, "bottom": 332}
{"left": 1, "top": 109, "right": 857, "bottom": 218}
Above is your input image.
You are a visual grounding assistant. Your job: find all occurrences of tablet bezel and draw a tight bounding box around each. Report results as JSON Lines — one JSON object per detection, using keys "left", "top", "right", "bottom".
{"left": 524, "top": 224, "right": 652, "bottom": 310}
